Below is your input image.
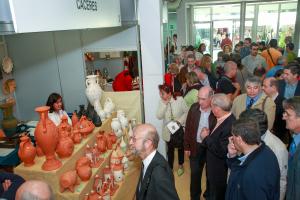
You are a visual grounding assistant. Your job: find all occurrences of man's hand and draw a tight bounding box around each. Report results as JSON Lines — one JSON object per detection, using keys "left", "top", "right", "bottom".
{"left": 2, "top": 179, "right": 11, "bottom": 192}
{"left": 228, "top": 137, "right": 238, "bottom": 158}
{"left": 185, "top": 151, "right": 191, "bottom": 157}
{"left": 200, "top": 127, "right": 209, "bottom": 140}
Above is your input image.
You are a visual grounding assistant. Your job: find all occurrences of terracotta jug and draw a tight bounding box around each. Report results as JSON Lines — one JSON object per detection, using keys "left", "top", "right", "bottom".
{"left": 72, "top": 127, "right": 82, "bottom": 144}
{"left": 96, "top": 134, "right": 107, "bottom": 153}
{"left": 71, "top": 111, "right": 79, "bottom": 127}
{"left": 108, "top": 132, "right": 117, "bottom": 144}
{"left": 59, "top": 170, "right": 79, "bottom": 193}
{"left": 18, "top": 134, "right": 36, "bottom": 167}
{"left": 58, "top": 115, "right": 71, "bottom": 137}
{"left": 56, "top": 134, "right": 74, "bottom": 158}
{"left": 105, "top": 134, "right": 113, "bottom": 150}
{"left": 76, "top": 116, "right": 95, "bottom": 138}
{"left": 36, "top": 143, "right": 44, "bottom": 157}
{"left": 77, "top": 165, "right": 92, "bottom": 181}
{"left": 34, "top": 106, "right": 62, "bottom": 171}
{"left": 76, "top": 156, "right": 91, "bottom": 169}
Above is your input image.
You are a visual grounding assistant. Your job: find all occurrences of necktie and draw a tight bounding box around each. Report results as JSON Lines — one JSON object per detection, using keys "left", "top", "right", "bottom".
{"left": 289, "top": 139, "right": 297, "bottom": 165}
{"left": 138, "top": 163, "right": 144, "bottom": 192}
{"left": 247, "top": 98, "right": 254, "bottom": 109}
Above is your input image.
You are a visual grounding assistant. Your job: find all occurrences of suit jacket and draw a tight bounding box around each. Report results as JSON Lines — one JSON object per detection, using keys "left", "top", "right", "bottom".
{"left": 286, "top": 143, "right": 300, "bottom": 200}
{"left": 278, "top": 80, "right": 300, "bottom": 99}
{"left": 232, "top": 93, "right": 276, "bottom": 129}
{"left": 136, "top": 151, "right": 180, "bottom": 200}
{"left": 202, "top": 114, "right": 235, "bottom": 185}
{"left": 184, "top": 103, "right": 217, "bottom": 157}
{"left": 272, "top": 95, "right": 288, "bottom": 140}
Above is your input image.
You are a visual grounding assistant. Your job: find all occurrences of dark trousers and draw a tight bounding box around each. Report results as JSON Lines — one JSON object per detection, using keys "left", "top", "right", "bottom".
{"left": 190, "top": 144, "right": 206, "bottom": 200}
{"left": 167, "top": 142, "right": 184, "bottom": 169}
{"left": 206, "top": 181, "right": 226, "bottom": 200}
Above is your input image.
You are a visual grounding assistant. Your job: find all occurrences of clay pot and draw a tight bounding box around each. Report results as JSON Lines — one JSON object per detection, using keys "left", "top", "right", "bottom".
{"left": 119, "top": 116, "right": 128, "bottom": 130}
{"left": 117, "top": 110, "right": 125, "bottom": 120}
{"left": 18, "top": 135, "right": 36, "bottom": 167}
{"left": 104, "top": 97, "right": 115, "bottom": 117}
{"left": 72, "top": 128, "right": 82, "bottom": 144}
{"left": 76, "top": 156, "right": 91, "bottom": 169}
{"left": 58, "top": 115, "right": 72, "bottom": 136}
{"left": 71, "top": 112, "right": 79, "bottom": 127}
{"left": 103, "top": 166, "right": 113, "bottom": 182}
{"left": 110, "top": 146, "right": 124, "bottom": 169}
{"left": 93, "top": 175, "right": 103, "bottom": 193}
{"left": 120, "top": 136, "right": 127, "bottom": 152}
{"left": 96, "top": 134, "right": 107, "bottom": 153}
{"left": 56, "top": 135, "right": 74, "bottom": 158}
{"left": 60, "top": 170, "right": 79, "bottom": 193}
{"left": 108, "top": 132, "right": 117, "bottom": 144}
{"left": 77, "top": 165, "right": 92, "bottom": 181}
{"left": 34, "top": 106, "right": 62, "bottom": 171}
{"left": 85, "top": 75, "right": 103, "bottom": 106}
{"left": 76, "top": 116, "right": 95, "bottom": 138}
{"left": 105, "top": 134, "right": 113, "bottom": 150}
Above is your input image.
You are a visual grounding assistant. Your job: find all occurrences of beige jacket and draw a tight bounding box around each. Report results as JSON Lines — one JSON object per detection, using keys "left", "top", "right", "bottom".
{"left": 231, "top": 93, "right": 276, "bottom": 129}
{"left": 263, "top": 130, "right": 288, "bottom": 200}
{"left": 156, "top": 97, "right": 188, "bottom": 142}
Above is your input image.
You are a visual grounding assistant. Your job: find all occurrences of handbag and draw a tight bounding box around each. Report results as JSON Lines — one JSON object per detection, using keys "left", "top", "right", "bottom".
{"left": 167, "top": 102, "right": 184, "bottom": 148}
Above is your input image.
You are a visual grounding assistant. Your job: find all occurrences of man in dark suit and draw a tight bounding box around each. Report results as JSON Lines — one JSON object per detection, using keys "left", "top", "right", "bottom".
{"left": 193, "top": 66, "right": 217, "bottom": 90}
{"left": 278, "top": 62, "right": 300, "bottom": 99}
{"left": 201, "top": 93, "right": 236, "bottom": 200}
{"left": 263, "top": 77, "right": 289, "bottom": 143}
{"left": 184, "top": 86, "right": 216, "bottom": 200}
{"left": 130, "top": 124, "right": 179, "bottom": 200}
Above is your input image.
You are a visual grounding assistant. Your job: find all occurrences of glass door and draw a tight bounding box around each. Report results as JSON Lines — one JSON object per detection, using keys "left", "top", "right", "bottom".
{"left": 194, "top": 23, "right": 211, "bottom": 55}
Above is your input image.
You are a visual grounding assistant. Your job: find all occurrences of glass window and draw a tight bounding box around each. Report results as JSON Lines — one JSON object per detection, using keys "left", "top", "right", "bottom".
{"left": 212, "top": 4, "right": 240, "bottom": 20}
{"left": 278, "top": 2, "right": 297, "bottom": 47}
{"left": 194, "top": 7, "right": 211, "bottom": 22}
{"left": 246, "top": 5, "right": 255, "bottom": 19}
{"left": 257, "top": 4, "right": 279, "bottom": 42}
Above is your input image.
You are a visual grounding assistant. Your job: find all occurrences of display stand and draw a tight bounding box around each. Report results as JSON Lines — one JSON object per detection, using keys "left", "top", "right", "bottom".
{"left": 14, "top": 116, "right": 140, "bottom": 200}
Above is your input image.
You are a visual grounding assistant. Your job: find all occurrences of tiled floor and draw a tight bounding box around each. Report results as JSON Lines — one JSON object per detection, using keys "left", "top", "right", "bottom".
{"left": 172, "top": 150, "right": 206, "bottom": 200}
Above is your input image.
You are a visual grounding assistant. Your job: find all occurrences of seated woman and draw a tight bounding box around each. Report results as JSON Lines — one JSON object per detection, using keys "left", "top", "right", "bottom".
{"left": 46, "top": 93, "right": 71, "bottom": 126}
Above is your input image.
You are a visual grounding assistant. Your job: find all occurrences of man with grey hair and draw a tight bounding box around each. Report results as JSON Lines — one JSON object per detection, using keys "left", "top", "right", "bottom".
{"left": 130, "top": 123, "right": 179, "bottom": 200}
{"left": 15, "top": 180, "right": 54, "bottom": 200}
{"left": 232, "top": 76, "right": 275, "bottom": 129}
{"left": 216, "top": 61, "right": 240, "bottom": 101}
{"left": 200, "top": 93, "right": 235, "bottom": 200}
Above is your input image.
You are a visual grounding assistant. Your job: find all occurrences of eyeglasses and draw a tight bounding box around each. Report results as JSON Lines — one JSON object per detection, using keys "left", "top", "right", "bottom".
{"left": 129, "top": 136, "right": 144, "bottom": 143}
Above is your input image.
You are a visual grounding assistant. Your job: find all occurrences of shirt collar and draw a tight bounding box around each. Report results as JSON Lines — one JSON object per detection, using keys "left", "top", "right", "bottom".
{"left": 217, "top": 112, "right": 231, "bottom": 122}
{"left": 247, "top": 92, "right": 261, "bottom": 103}
{"left": 142, "top": 150, "right": 157, "bottom": 176}
{"left": 199, "top": 107, "right": 211, "bottom": 114}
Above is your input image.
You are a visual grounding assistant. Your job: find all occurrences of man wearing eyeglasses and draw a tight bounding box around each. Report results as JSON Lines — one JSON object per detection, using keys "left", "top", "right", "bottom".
{"left": 130, "top": 124, "right": 179, "bottom": 200}
{"left": 242, "top": 42, "right": 267, "bottom": 74}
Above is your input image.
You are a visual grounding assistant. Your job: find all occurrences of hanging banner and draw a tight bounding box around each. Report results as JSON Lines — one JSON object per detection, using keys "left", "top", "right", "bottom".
{"left": 8, "top": 0, "right": 121, "bottom": 33}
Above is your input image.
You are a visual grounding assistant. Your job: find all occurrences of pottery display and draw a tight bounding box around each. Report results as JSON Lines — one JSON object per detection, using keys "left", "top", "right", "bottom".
{"left": 71, "top": 111, "right": 79, "bottom": 127}
{"left": 112, "top": 164, "right": 124, "bottom": 182}
{"left": 72, "top": 127, "right": 82, "bottom": 144}
{"left": 96, "top": 133, "right": 107, "bottom": 153}
{"left": 85, "top": 75, "right": 102, "bottom": 105}
{"left": 34, "top": 106, "right": 62, "bottom": 171}
{"left": 122, "top": 155, "right": 129, "bottom": 171}
{"left": 103, "top": 97, "right": 115, "bottom": 117}
{"left": 108, "top": 132, "right": 117, "bottom": 144}
{"left": 59, "top": 170, "right": 79, "bottom": 193}
{"left": 18, "top": 134, "right": 36, "bottom": 167}
{"left": 76, "top": 157, "right": 92, "bottom": 181}
{"left": 76, "top": 116, "right": 95, "bottom": 138}
{"left": 110, "top": 146, "right": 124, "bottom": 169}
{"left": 111, "top": 118, "right": 122, "bottom": 138}
{"left": 120, "top": 136, "right": 127, "bottom": 153}
{"left": 93, "top": 174, "right": 102, "bottom": 193}
{"left": 0, "top": 101, "right": 18, "bottom": 137}
{"left": 56, "top": 133, "right": 74, "bottom": 158}
{"left": 76, "top": 156, "right": 92, "bottom": 169}
{"left": 90, "top": 144, "right": 103, "bottom": 168}
{"left": 58, "top": 115, "right": 72, "bottom": 137}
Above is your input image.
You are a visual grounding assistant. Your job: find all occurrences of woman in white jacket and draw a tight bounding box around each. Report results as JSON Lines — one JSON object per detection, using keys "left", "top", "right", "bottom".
{"left": 156, "top": 84, "right": 189, "bottom": 176}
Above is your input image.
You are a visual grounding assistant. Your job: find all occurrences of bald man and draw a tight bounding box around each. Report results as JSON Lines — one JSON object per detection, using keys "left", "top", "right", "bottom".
{"left": 130, "top": 124, "right": 179, "bottom": 200}
{"left": 15, "top": 180, "right": 54, "bottom": 200}
{"left": 263, "top": 77, "right": 288, "bottom": 142}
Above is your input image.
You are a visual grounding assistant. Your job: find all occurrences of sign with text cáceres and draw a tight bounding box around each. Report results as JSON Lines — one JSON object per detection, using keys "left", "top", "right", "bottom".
{"left": 8, "top": 0, "right": 121, "bottom": 33}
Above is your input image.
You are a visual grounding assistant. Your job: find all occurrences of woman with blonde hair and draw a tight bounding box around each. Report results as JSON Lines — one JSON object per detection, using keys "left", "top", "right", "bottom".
{"left": 183, "top": 71, "right": 202, "bottom": 107}
{"left": 164, "top": 63, "right": 182, "bottom": 96}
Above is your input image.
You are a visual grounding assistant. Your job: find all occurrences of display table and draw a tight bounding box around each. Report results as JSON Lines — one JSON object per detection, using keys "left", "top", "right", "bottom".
{"left": 14, "top": 116, "right": 140, "bottom": 200}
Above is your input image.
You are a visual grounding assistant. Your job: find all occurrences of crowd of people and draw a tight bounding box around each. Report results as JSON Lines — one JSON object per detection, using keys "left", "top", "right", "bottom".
{"left": 151, "top": 36, "right": 300, "bottom": 200}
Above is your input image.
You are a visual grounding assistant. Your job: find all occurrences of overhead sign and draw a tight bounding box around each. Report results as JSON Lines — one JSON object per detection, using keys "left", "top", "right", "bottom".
{"left": 8, "top": 0, "right": 121, "bottom": 33}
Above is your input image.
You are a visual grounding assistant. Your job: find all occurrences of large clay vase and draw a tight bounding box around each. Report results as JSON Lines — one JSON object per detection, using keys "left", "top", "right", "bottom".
{"left": 18, "top": 134, "right": 36, "bottom": 167}
{"left": 34, "top": 106, "right": 62, "bottom": 171}
{"left": 0, "top": 101, "right": 18, "bottom": 137}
